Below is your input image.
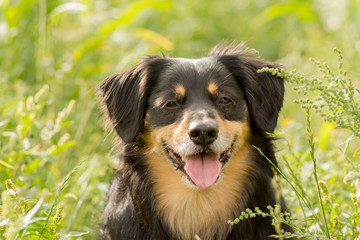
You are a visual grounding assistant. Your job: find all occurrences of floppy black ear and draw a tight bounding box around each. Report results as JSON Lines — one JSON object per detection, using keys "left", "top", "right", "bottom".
{"left": 98, "top": 56, "right": 162, "bottom": 143}
{"left": 211, "top": 44, "right": 284, "bottom": 133}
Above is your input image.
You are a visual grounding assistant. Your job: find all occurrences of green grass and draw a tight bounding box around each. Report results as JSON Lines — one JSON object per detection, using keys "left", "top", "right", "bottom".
{"left": 1, "top": 0, "right": 360, "bottom": 239}
{"left": 256, "top": 51, "right": 360, "bottom": 239}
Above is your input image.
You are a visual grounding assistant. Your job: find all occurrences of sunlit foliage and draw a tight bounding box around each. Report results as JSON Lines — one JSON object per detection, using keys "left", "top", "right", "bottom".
{"left": 1, "top": 0, "right": 359, "bottom": 239}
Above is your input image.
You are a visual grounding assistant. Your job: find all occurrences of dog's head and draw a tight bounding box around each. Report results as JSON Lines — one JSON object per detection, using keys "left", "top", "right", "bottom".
{"left": 98, "top": 44, "right": 284, "bottom": 189}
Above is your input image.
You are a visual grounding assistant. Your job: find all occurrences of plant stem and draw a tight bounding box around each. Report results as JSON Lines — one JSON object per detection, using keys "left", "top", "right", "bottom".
{"left": 38, "top": 158, "right": 87, "bottom": 240}
{"left": 253, "top": 145, "right": 318, "bottom": 223}
{"left": 306, "top": 107, "right": 330, "bottom": 238}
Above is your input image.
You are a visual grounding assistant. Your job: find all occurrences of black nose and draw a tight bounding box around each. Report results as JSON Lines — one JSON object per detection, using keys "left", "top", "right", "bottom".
{"left": 188, "top": 121, "right": 218, "bottom": 147}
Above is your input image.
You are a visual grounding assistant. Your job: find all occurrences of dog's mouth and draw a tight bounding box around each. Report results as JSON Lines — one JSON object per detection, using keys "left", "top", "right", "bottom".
{"left": 164, "top": 141, "right": 234, "bottom": 189}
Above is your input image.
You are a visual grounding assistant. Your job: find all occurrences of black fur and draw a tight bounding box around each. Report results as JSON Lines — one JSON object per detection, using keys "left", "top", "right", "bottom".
{"left": 209, "top": 44, "right": 284, "bottom": 133}
{"left": 98, "top": 56, "right": 167, "bottom": 143}
{"left": 99, "top": 43, "right": 291, "bottom": 240}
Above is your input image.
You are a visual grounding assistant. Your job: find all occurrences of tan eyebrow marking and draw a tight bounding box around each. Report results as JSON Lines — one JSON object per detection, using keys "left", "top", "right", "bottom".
{"left": 208, "top": 82, "right": 219, "bottom": 95}
{"left": 174, "top": 85, "right": 186, "bottom": 97}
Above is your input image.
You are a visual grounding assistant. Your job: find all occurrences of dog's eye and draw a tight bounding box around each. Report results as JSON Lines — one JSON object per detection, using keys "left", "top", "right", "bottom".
{"left": 164, "top": 101, "right": 178, "bottom": 109}
{"left": 219, "top": 97, "right": 232, "bottom": 105}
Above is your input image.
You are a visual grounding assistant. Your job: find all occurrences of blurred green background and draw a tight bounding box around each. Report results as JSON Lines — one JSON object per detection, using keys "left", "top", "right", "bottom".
{"left": 1, "top": 0, "right": 359, "bottom": 239}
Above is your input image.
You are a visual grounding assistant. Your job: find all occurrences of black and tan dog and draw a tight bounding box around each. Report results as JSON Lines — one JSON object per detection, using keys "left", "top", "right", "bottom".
{"left": 99, "top": 44, "right": 289, "bottom": 240}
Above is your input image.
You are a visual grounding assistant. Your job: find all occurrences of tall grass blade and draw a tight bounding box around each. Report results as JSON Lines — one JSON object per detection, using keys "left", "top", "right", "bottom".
{"left": 253, "top": 145, "right": 319, "bottom": 223}
{"left": 306, "top": 107, "right": 330, "bottom": 238}
{"left": 38, "top": 158, "right": 87, "bottom": 240}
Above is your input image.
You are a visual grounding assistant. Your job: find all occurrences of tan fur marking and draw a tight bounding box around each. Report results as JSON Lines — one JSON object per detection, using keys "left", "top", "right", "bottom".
{"left": 143, "top": 112, "right": 150, "bottom": 129}
{"left": 174, "top": 85, "right": 186, "bottom": 97}
{"left": 143, "top": 113, "right": 252, "bottom": 240}
{"left": 208, "top": 82, "right": 219, "bottom": 95}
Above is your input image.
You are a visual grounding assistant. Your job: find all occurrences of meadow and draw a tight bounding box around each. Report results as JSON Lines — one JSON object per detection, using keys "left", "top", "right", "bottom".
{"left": 1, "top": 0, "right": 359, "bottom": 239}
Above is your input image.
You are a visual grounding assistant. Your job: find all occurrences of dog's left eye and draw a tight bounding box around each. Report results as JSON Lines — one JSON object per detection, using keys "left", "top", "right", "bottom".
{"left": 164, "top": 101, "right": 178, "bottom": 109}
{"left": 218, "top": 97, "right": 232, "bottom": 105}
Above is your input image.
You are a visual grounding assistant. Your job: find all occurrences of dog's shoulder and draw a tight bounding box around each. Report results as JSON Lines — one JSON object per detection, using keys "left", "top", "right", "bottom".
{"left": 101, "top": 172, "right": 145, "bottom": 240}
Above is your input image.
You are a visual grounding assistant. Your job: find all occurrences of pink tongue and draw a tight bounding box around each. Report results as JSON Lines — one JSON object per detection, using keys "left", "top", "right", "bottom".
{"left": 183, "top": 152, "right": 221, "bottom": 189}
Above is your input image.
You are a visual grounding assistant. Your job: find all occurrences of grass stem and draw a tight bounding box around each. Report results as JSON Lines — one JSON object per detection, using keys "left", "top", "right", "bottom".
{"left": 38, "top": 158, "right": 87, "bottom": 240}
{"left": 306, "top": 107, "right": 330, "bottom": 238}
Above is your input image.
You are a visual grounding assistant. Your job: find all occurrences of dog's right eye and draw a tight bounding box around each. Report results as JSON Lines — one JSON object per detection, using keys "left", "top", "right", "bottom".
{"left": 219, "top": 97, "right": 232, "bottom": 105}
{"left": 164, "top": 101, "right": 178, "bottom": 109}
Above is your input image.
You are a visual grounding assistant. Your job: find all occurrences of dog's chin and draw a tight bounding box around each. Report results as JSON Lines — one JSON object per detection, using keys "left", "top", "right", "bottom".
{"left": 163, "top": 140, "right": 235, "bottom": 189}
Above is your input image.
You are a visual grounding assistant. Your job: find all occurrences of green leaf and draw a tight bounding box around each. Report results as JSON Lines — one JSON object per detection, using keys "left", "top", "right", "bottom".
{"left": 354, "top": 147, "right": 360, "bottom": 156}
{"left": 257, "top": 0, "right": 316, "bottom": 26}
{"left": 74, "top": 0, "right": 172, "bottom": 61}
{"left": 48, "top": 140, "right": 76, "bottom": 155}
{"left": 23, "top": 158, "right": 42, "bottom": 174}
{"left": 99, "top": 0, "right": 172, "bottom": 35}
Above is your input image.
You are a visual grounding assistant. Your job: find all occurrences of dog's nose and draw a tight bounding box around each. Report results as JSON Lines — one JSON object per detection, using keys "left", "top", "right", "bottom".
{"left": 188, "top": 121, "right": 218, "bottom": 147}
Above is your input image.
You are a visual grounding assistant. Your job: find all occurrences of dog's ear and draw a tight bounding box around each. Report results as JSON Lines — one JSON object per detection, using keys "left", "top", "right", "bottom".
{"left": 98, "top": 56, "right": 162, "bottom": 143}
{"left": 211, "top": 44, "right": 284, "bottom": 133}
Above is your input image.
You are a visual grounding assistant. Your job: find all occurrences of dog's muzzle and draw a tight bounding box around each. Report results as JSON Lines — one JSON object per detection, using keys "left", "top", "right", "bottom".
{"left": 162, "top": 117, "right": 236, "bottom": 189}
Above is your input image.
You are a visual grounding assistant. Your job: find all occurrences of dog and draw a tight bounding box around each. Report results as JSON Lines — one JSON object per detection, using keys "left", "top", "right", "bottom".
{"left": 98, "top": 43, "right": 290, "bottom": 240}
